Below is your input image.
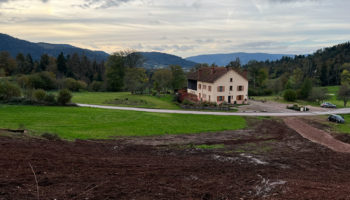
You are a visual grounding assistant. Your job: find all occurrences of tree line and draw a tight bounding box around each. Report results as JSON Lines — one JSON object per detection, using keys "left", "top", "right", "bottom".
{"left": 245, "top": 42, "right": 350, "bottom": 95}
{"left": 0, "top": 50, "right": 186, "bottom": 94}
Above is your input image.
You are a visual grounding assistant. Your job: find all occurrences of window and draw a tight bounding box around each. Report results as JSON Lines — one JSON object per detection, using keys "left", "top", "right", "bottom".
{"left": 238, "top": 85, "right": 244, "bottom": 91}
{"left": 209, "top": 95, "right": 211, "bottom": 102}
{"left": 203, "top": 85, "right": 207, "bottom": 90}
{"left": 199, "top": 93, "right": 201, "bottom": 98}
{"left": 217, "top": 96, "right": 225, "bottom": 102}
{"left": 230, "top": 86, "right": 233, "bottom": 91}
{"left": 230, "top": 78, "right": 233, "bottom": 82}
{"left": 203, "top": 94, "right": 207, "bottom": 99}
{"left": 198, "top": 84, "right": 201, "bottom": 89}
{"left": 236, "top": 95, "right": 244, "bottom": 101}
{"left": 217, "top": 86, "right": 225, "bottom": 92}
{"left": 208, "top": 86, "right": 212, "bottom": 91}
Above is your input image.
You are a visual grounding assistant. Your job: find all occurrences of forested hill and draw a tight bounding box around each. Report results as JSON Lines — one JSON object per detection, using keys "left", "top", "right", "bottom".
{"left": 186, "top": 52, "right": 293, "bottom": 66}
{"left": 0, "top": 33, "right": 197, "bottom": 69}
{"left": 245, "top": 42, "right": 350, "bottom": 86}
{"left": 141, "top": 52, "right": 197, "bottom": 69}
{"left": 0, "top": 33, "right": 109, "bottom": 61}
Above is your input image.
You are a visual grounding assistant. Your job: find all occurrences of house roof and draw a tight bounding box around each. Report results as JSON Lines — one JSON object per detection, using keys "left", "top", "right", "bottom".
{"left": 187, "top": 67, "right": 248, "bottom": 83}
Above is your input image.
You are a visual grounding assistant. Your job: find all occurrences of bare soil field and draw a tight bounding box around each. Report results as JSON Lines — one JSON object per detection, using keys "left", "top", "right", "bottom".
{"left": 1, "top": 119, "right": 350, "bottom": 200}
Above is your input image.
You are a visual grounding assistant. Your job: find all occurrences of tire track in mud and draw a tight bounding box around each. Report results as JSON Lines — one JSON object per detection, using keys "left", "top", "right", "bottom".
{"left": 284, "top": 118, "right": 350, "bottom": 153}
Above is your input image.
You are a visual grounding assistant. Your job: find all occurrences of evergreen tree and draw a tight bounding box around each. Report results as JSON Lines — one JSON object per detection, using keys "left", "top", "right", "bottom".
{"left": 105, "top": 53, "right": 126, "bottom": 91}
{"left": 57, "top": 52, "right": 67, "bottom": 77}
{"left": 37, "top": 54, "right": 50, "bottom": 72}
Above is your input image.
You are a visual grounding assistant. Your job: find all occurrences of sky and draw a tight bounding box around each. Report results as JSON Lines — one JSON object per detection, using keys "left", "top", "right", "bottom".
{"left": 0, "top": 0, "right": 350, "bottom": 57}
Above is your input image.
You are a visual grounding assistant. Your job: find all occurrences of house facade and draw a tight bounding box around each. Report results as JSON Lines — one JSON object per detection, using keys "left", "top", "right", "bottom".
{"left": 187, "top": 67, "right": 248, "bottom": 104}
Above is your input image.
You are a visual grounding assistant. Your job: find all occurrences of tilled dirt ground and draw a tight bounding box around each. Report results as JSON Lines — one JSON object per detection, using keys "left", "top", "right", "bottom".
{"left": 1, "top": 119, "right": 350, "bottom": 200}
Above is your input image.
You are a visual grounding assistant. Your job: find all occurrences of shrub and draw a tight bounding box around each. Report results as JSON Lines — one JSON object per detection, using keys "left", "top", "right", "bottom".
{"left": 283, "top": 89, "right": 297, "bottom": 102}
{"left": 33, "top": 89, "right": 47, "bottom": 102}
{"left": 27, "top": 72, "right": 57, "bottom": 90}
{"left": 44, "top": 93, "right": 57, "bottom": 104}
{"left": 16, "top": 75, "right": 30, "bottom": 89}
{"left": 76, "top": 80, "right": 87, "bottom": 91}
{"left": 248, "top": 88, "right": 273, "bottom": 96}
{"left": 308, "top": 87, "right": 329, "bottom": 103}
{"left": 90, "top": 81, "right": 104, "bottom": 91}
{"left": 0, "top": 81, "right": 21, "bottom": 100}
{"left": 63, "top": 78, "right": 87, "bottom": 92}
{"left": 57, "top": 89, "right": 72, "bottom": 105}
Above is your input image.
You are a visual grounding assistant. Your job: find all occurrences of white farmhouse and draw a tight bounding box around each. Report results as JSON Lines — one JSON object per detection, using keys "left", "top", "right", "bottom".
{"left": 187, "top": 67, "right": 249, "bottom": 104}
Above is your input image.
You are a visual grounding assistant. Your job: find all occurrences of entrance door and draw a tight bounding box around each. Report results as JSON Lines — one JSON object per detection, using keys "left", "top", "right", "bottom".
{"left": 228, "top": 96, "right": 232, "bottom": 104}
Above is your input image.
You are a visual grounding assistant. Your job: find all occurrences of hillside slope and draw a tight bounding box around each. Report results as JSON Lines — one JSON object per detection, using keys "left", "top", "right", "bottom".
{"left": 141, "top": 52, "right": 197, "bottom": 69}
{"left": 0, "top": 33, "right": 109, "bottom": 61}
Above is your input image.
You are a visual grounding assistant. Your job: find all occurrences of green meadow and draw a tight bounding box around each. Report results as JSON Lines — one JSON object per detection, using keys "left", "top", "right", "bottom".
{"left": 0, "top": 105, "right": 246, "bottom": 140}
{"left": 72, "top": 92, "right": 180, "bottom": 109}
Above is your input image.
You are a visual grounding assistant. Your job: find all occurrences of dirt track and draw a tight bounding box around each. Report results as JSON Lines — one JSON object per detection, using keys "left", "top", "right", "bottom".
{"left": 1, "top": 119, "right": 350, "bottom": 199}
{"left": 284, "top": 118, "right": 350, "bottom": 153}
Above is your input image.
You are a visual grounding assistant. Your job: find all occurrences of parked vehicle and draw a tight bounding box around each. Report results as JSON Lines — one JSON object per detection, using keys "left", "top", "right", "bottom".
{"left": 321, "top": 102, "right": 336, "bottom": 108}
{"left": 328, "top": 114, "right": 345, "bottom": 123}
{"left": 287, "top": 104, "right": 309, "bottom": 112}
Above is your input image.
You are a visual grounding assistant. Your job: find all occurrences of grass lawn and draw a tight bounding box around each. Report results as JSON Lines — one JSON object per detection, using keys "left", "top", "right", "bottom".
{"left": 332, "top": 114, "right": 350, "bottom": 135}
{"left": 72, "top": 92, "right": 180, "bottom": 110}
{"left": 0, "top": 105, "right": 246, "bottom": 140}
{"left": 317, "top": 86, "right": 345, "bottom": 108}
{"left": 252, "top": 86, "right": 346, "bottom": 108}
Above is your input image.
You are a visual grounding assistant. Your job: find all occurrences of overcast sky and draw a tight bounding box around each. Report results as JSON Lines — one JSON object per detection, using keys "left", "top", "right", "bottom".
{"left": 0, "top": 0, "right": 349, "bottom": 57}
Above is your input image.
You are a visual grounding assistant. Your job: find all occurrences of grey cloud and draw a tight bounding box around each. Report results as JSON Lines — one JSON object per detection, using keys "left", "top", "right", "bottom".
{"left": 267, "top": 0, "right": 321, "bottom": 3}
{"left": 0, "top": 0, "right": 48, "bottom": 4}
{"left": 147, "top": 44, "right": 195, "bottom": 52}
{"left": 236, "top": 41, "right": 276, "bottom": 48}
{"left": 79, "top": 0, "right": 133, "bottom": 9}
{"left": 195, "top": 39, "right": 214, "bottom": 44}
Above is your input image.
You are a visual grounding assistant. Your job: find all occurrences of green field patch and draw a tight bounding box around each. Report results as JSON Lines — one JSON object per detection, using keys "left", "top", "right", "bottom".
{"left": 194, "top": 144, "right": 225, "bottom": 149}
{"left": 333, "top": 114, "right": 350, "bottom": 135}
{"left": 0, "top": 105, "right": 246, "bottom": 140}
{"left": 72, "top": 92, "right": 180, "bottom": 110}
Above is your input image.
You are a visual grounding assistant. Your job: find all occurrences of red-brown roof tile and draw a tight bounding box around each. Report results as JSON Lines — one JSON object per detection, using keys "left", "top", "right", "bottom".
{"left": 187, "top": 67, "right": 247, "bottom": 83}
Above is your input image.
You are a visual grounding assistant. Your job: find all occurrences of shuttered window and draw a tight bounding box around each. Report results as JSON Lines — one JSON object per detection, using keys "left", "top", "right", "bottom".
{"left": 217, "top": 96, "right": 225, "bottom": 102}
{"left": 217, "top": 86, "right": 225, "bottom": 92}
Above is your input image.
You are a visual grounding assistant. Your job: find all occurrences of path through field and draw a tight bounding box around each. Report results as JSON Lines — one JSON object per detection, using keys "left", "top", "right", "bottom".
{"left": 284, "top": 118, "right": 350, "bottom": 153}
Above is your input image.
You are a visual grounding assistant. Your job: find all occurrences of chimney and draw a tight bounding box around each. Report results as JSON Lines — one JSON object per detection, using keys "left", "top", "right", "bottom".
{"left": 211, "top": 66, "right": 215, "bottom": 74}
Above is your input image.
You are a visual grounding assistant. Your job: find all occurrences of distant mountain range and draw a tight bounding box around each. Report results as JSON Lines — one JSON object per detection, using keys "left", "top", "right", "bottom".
{"left": 186, "top": 52, "right": 294, "bottom": 66}
{"left": 0, "top": 33, "right": 296, "bottom": 69}
{"left": 0, "top": 33, "right": 109, "bottom": 62}
{"left": 140, "top": 52, "right": 197, "bottom": 69}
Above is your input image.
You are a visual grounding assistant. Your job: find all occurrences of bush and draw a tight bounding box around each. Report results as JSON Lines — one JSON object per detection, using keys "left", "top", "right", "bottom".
{"left": 76, "top": 80, "right": 87, "bottom": 91}
{"left": 308, "top": 87, "right": 329, "bottom": 103}
{"left": 89, "top": 81, "right": 104, "bottom": 91}
{"left": 27, "top": 72, "right": 57, "bottom": 90}
{"left": 283, "top": 89, "right": 297, "bottom": 102}
{"left": 33, "top": 89, "right": 47, "bottom": 102}
{"left": 57, "top": 89, "right": 72, "bottom": 105}
{"left": 0, "top": 81, "right": 21, "bottom": 100}
{"left": 248, "top": 88, "right": 273, "bottom": 96}
{"left": 44, "top": 93, "right": 57, "bottom": 104}
{"left": 63, "top": 78, "right": 87, "bottom": 92}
